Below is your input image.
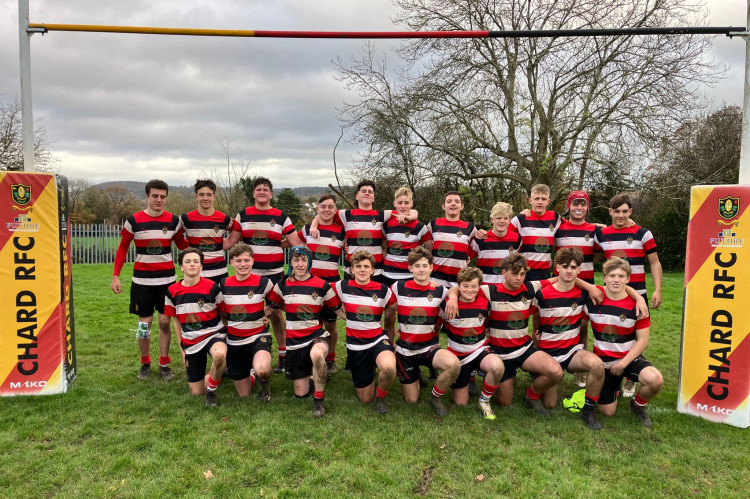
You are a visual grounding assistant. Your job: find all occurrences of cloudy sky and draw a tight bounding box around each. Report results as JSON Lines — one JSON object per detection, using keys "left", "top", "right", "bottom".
{"left": 1, "top": 1, "right": 747, "bottom": 188}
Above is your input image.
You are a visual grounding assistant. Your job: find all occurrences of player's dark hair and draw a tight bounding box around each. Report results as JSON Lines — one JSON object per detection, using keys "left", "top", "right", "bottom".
{"left": 355, "top": 180, "right": 376, "bottom": 196}
{"left": 254, "top": 177, "right": 273, "bottom": 192}
{"left": 609, "top": 193, "right": 632, "bottom": 210}
{"left": 194, "top": 179, "right": 216, "bottom": 194}
{"left": 444, "top": 191, "right": 463, "bottom": 203}
{"left": 501, "top": 252, "right": 529, "bottom": 274}
{"left": 407, "top": 246, "right": 433, "bottom": 266}
{"left": 178, "top": 247, "right": 204, "bottom": 265}
{"left": 229, "top": 242, "right": 254, "bottom": 260}
{"left": 350, "top": 249, "right": 376, "bottom": 269}
{"left": 318, "top": 194, "right": 337, "bottom": 204}
{"left": 554, "top": 247, "right": 584, "bottom": 266}
{"left": 145, "top": 179, "right": 169, "bottom": 196}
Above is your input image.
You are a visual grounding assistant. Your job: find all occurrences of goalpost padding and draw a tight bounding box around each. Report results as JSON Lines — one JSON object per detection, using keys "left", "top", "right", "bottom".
{"left": 0, "top": 172, "right": 76, "bottom": 395}
{"left": 678, "top": 184, "right": 750, "bottom": 428}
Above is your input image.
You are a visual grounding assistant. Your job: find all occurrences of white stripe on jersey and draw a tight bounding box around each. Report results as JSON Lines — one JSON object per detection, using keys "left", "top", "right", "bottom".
{"left": 135, "top": 254, "right": 173, "bottom": 264}
{"left": 346, "top": 334, "right": 388, "bottom": 352}
{"left": 451, "top": 342, "right": 488, "bottom": 363}
{"left": 133, "top": 275, "right": 175, "bottom": 286}
{"left": 395, "top": 344, "right": 434, "bottom": 356}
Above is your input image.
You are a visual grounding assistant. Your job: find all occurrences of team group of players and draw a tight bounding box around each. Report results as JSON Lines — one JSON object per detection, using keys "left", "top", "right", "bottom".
{"left": 111, "top": 178, "right": 664, "bottom": 429}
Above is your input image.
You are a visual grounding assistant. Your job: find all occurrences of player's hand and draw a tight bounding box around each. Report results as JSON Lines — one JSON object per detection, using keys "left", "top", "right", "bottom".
{"left": 475, "top": 229, "right": 488, "bottom": 240}
{"left": 635, "top": 297, "right": 649, "bottom": 319}
{"left": 589, "top": 286, "right": 604, "bottom": 305}
{"left": 395, "top": 213, "right": 408, "bottom": 224}
{"left": 521, "top": 209, "right": 532, "bottom": 217}
{"left": 627, "top": 219, "right": 637, "bottom": 227}
{"left": 310, "top": 228, "right": 320, "bottom": 239}
{"left": 650, "top": 291, "right": 661, "bottom": 310}
{"left": 111, "top": 276, "right": 122, "bottom": 294}
{"left": 444, "top": 297, "right": 459, "bottom": 320}
{"left": 610, "top": 361, "right": 626, "bottom": 377}
{"left": 532, "top": 330, "right": 541, "bottom": 346}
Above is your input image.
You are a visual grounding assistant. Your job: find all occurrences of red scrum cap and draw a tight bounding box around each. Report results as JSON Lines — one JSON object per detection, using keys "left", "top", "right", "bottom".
{"left": 566, "top": 190, "right": 590, "bottom": 211}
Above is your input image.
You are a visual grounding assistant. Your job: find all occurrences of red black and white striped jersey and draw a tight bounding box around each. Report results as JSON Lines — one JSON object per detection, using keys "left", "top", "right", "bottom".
{"left": 336, "top": 209, "right": 392, "bottom": 276}
{"left": 383, "top": 215, "right": 431, "bottom": 281}
{"left": 481, "top": 279, "right": 550, "bottom": 360}
{"left": 164, "top": 277, "right": 225, "bottom": 355}
{"left": 428, "top": 218, "right": 478, "bottom": 288}
{"left": 554, "top": 220, "right": 597, "bottom": 283}
{"left": 115, "top": 210, "right": 185, "bottom": 286}
{"left": 594, "top": 225, "right": 657, "bottom": 297}
{"left": 510, "top": 211, "right": 561, "bottom": 272}
{"left": 334, "top": 279, "right": 396, "bottom": 350}
{"left": 585, "top": 286, "right": 650, "bottom": 367}
{"left": 472, "top": 230, "right": 522, "bottom": 284}
{"left": 298, "top": 223, "right": 346, "bottom": 282}
{"left": 219, "top": 274, "right": 274, "bottom": 346}
{"left": 533, "top": 285, "right": 588, "bottom": 363}
{"left": 392, "top": 280, "right": 447, "bottom": 356}
{"left": 267, "top": 275, "right": 342, "bottom": 350}
{"left": 180, "top": 210, "right": 233, "bottom": 279}
{"left": 232, "top": 206, "right": 296, "bottom": 276}
{"left": 440, "top": 294, "right": 491, "bottom": 365}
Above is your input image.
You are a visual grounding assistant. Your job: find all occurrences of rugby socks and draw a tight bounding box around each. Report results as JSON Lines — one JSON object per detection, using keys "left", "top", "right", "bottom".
{"left": 480, "top": 381, "right": 498, "bottom": 403}
{"left": 140, "top": 355, "right": 151, "bottom": 366}
{"left": 278, "top": 347, "right": 287, "bottom": 363}
{"left": 633, "top": 393, "right": 648, "bottom": 408}
{"left": 206, "top": 375, "right": 221, "bottom": 392}
{"left": 375, "top": 386, "right": 388, "bottom": 399}
{"left": 249, "top": 371, "right": 257, "bottom": 390}
{"left": 431, "top": 385, "right": 446, "bottom": 399}
{"left": 525, "top": 386, "right": 542, "bottom": 401}
{"left": 158, "top": 356, "right": 171, "bottom": 368}
{"left": 326, "top": 351, "right": 336, "bottom": 362}
{"left": 584, "top": 393, "right": 600, "bottom": 409}
{"left": 314, "top": 390, "right": 325, "bottom": 401}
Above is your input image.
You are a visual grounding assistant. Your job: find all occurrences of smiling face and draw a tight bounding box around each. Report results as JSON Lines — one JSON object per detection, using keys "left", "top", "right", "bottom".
{"left": 442, "top": 194, "right": 464, "bottom": 220}
{"left": 491, "top": 216, "right": 510, "bottom": 235}
{"left": 609, "top": 203, "right": 632, "bottom": 229}
{"left": 146, "top": 189, "right": 168, "bottom": 214}
{"left": 316, "top": 198, "right": 337, "bottom": 224}
{"left": 230, "top": 252, "right": 254, "bottom": 280}
{"left": 254, "top": 183, "right": 273, "bottom": 207}
{"left": 603, "top": 267, "right": 630, "bottom": 296}
{"left": 568, "top": 198, "right": 588, "bottom": 223}
{"left": 291, "top": 254, "right": 309, "bottom": 280}
{"left": 195, "top": 186, "right": 216, "bottom": 212}
{"left": 394, "top": 195, "right": 413, "bottom": 216}
{"left": 458, "top": 278, "right": 480, "bottom": 302}
{"left": 408, "top": 257, "right": 433, "bottom": 285}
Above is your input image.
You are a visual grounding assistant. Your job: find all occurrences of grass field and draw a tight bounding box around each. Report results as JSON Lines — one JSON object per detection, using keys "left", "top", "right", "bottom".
{"left": 1, "top": 265, "right": 748, "bottom": 497}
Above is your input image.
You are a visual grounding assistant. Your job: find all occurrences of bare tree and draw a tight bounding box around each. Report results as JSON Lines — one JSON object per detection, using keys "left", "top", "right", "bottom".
{"left": 338, "top": 0, "right": 720, "bottom": 210}
{"left": 203, "top": 137, "right": 253, "bottom": 216}
{"left": 0, "top": 97, "right": 57, "bottom": 172}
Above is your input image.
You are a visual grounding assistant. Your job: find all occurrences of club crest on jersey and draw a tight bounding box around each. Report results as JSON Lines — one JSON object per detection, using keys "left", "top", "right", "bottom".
{"left": 521, "top": 296, "right": 528, "bottom": 304}
{"left": 11, "top": 183, "right": 31, "bottom": 206}
{"left": 247, "top": 290, "right": 254, "bottom": 299}
{"left": 197, "top": 298, "right": 205, "bottom": 308}
{"left": 477, "top": 313, "right": 485, "bottom": 322}
{"left": 405, "top": 230, "right": 411, "bottom": 238}
{"left": 269, "top": 219, "right": 276, "bottom": 227}
{"left": 162, "top": 226, "right": 169, "bottom": 234}
{"left": 260, "top": 336, "right": 268, "bottom": 343}
{"left": 620, "top": 313, "right": 627, "bottom": 322}
{"left": 584, "top": 234, "right": 591, "bottom": 241}
{"left": 372, "top": 293, "right": 379, "bottom": 301}
{"left": 311, "top": 291, "right": 319, "bottom": 300}
{"left": 626, "top": 237, "right": 633, "bottom": 245}
{"left": 427, "top": 293, "right": 434, "bottom": 301}
{"left": 571, "top": 303, "right": 578, "bottom": 311}
{"left": 718, "top": 196, "right": 740, "bottom": 220}
{"left": 549, "top": 224, "right": 555, "bottom": 231}
{"left": 456, "top": 230, "right": 463, "bottom": 238}
{"left": 213, "top": 225, "right": 221, "bottom": 233}
{"left": 371, "top": 218, "right": 378, "bottom": 225}
{"left": 383, "top": 339, "right": 390, "bottom": 345}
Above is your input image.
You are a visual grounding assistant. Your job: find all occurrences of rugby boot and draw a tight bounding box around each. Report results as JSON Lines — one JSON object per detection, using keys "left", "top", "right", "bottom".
{"left": 580, "top": 407, "right": 602, "bottom": 430}
{"left": 467, "top": 380, "right": 479, "bottom": 397}
{"left": 428, "top": 367, "right": 438, "bottom": 380}
{"left": 630, "top": 399, "right": 652, "bottom": 428}
{"left": 621, "top": 379, "right": 636, "bottom": 398}
{"left": 477, "top": 399, "right": 496, "bottom": 420}
{"left": 313, "top": 398, "right": 326, "bottom": 417}
{"left": 374, "top": 397, "right": 388, "bottom": 415}
{"left": 205, "top": 390, "right": 218, "bottom": 407}
{"left": 429, "top": 394, "right": 449, "bottom": 417}
{"left": 326, "top": 360, "right": 338, "bottom": 375}
{"left": 523, "top": 393, "right": 551, "bottom": 417}
{"left": 273, "top": 358, "right": 285, "bottom": 375}
{"left": 160, "top": 365, "right": 175, "bottom": 381}
{"left": 419, "top": 372, "right": 429, "bottom": 388}
{"left": 257, "top": 380, "right": 271, "bottom": 402}
{"left": 137, "top": 364, "right": 151, "bottom": 381}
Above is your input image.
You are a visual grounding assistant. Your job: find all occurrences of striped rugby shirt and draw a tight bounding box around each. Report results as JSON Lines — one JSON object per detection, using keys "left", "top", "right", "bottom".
{"left": 391, "top": 280, "right": 447, "bottom": 356}
{"left": 585, "top": 286, "right": 650, "bottom": 367}
{"left": 440, "top": 293, "right": 491, "bottom": 365}
{"left": 336, "top": 209, "right": 392, "bottom": 276}
{"left": 232, "top": 206, "right": 296, "bottom": 277}
{"left": 164, "top": 277, "right": 226, "bottom": 355}
{"left": 219, "top": 274, "right": 274, "bottom": 347}
{"left": 553, "top": 220, "right": 597, "bottom": 283}
{"left": 299, "top": 223, "right": 346, "bottom": 282}
{"left": 510, "top": 210, "right": 562, "bottom": 273}
{"left": 594, "top": 225, "right": 657, "bottom": 297}
{"left": 334, "top": 279, "right": 396, "bottom": 351}
{"left": 472, "top": 230, "right": 522, "bottom": 285}
{"left": 267, "top": 275, "right": 342, "bottom": 350}
{"left": 428, "top": 218, "right": 478, "bottom": 288}
{"left": 533, "top": 285, "right": 588, "bottom": 363}
{"left": 383, "top": 215, "right": 431, "bottom": 281}
{"left": 180, "top": 210, "right": 233, "bottom": 279}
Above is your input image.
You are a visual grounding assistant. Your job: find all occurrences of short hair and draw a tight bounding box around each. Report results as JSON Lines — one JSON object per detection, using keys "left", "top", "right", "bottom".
{"left": 394, "top": 187, "right": 413, "bottom": 200}
{"left": 254, "top": 177, "right": 273, "bottom": 192}
{"left": 355, "top": 180, "right": 376, "bottom": 195}
{"left": 145, "top": 179, "right": 169, "bottom": 196}
{"left": 318, "top": 194, "right": 337, "bottom": 205}
{"left": 350, "top": 249, "right": 375, "bottom": 268}
{"left": 530, "top": 184, "right": 550, "bottom": 197}
{"left": 407, "top": 246, "right": 433, "bottom": 266}
{"left": 609, "top": 193, "right": 632, "bottom": 210}
{"left": 490, "top": 202, "right": 514, "bottom": 219}
{"left": 229, "top": 242, "right": 254, "bottom": 260}
{"left": 194, "top": 179, "right": 217, "bottom": 194}
{"left": 603, "top": 256, "right": 632, "bottom": 277}
{"left": 554, "top": 247, "right": 584, "bottom": 266}
{"left": 444, "top": 190, "right": 463, "bottom": 203}
{"left": 457, "top": 266, "right": 483, "bottom": 285}
{"left": 178, "top": 247, "right": 203, "bottom": 265}
{"left": 501, "top": 252, "right": 529, "bottom": 274}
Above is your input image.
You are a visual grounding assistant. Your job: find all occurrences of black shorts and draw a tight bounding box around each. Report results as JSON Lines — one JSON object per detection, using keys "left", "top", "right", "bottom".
{"left": 497, "top": 345, "right": 539, "bottom": 383}
{"left": 347, "top": 337, "right": 395, "bottom": 389}
{"left": 524, "top": 268, "right": 551, "bottom": 283}
{"left": 226, "top": 336, "right": 272, "bottom": 381}
{"left": 599, "top": 356, "right": 654, "bottom": 405}
{"left": 453, "top": 347, "right": 494, "bottom": 389}
{"left": 286, "top": 335, "right": 331, "bottom": 381}
{"left": 396, "top": 345, "right": 441, "bottom": 384}
{"left": 558, "top": 348, "right": 585, "bottom": 373}
{"left": 320, "top": 306, "right": 338, "bottom": 323}
{"left": 129, "top": 282, "right": 171, "bottom": 317}
{"left": 184, "top": 335, "right": 226, "bottom": 383}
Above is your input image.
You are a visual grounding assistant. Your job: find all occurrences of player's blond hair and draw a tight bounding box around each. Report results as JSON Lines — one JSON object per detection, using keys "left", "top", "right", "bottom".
{"left": 394, "top": 187, "right": 413, "bottom": 201}
{"left": 490, "top": 202, "right": 514, "bottom": 219}
{"left": 603, "top": 256, "right": 632, "bottom": 277}
{"left": 530, "top": 184, "right": 550, "bottom": 197}
{"left": 457, "top": 266, "right": 483, "bottom": 285}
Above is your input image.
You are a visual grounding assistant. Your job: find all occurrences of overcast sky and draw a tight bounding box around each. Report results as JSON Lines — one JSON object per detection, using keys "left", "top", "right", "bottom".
{"left": 1, "top": 1, "right": 747, "bottom": 188}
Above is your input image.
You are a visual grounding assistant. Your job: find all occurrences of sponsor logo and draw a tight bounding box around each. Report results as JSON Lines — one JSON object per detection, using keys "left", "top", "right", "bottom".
{"left": 709, "top": 228, "right": 744, "bottom": 249}
{"left": 251, "top": 230, "right": 269, "bottom": 245}
{"left": 184, "top": 313, "right": 202, "bottom": 331}
{"left": 11, "top": 183, "right": 32, "bottom": 206}
{"left": 437, "top": 241, "right": 454, "bottom": 258}
{"left": 507, "top": 311, "right": 526, "bottom": 330}
{"left": 355, "top": 305, "right": 375, "bottom": 322}
{"left": 718, "top": 196, "right": 740, "bottom": 220}
{"left": 534, "top": 238, "right": 550, "bottom": 252}
{"left": 229, "top": 305, "right": 247, "bottom": 321}
{"left": 601, "top": 325, "right": 619, "bottom": 343}
{"left": 199, "top": 237, "right": 215, "bottom": 251}
{"left": 297, "top": 304, "right": 315, "bottom": 321}
{"left": 6, "top": 213, "right": 40, "bottom": 233}
{"left": 390, "top": 241, "right": 403, "bottom": 255}
{"left": 551, "top": 316, "right": 569, "bottom": 333}
{"left": 409, "top": 307, "right": 427, "bottom": 324}
{"left": 357, "top": 230, "right": 372, "bottom": 246}
{"left": 146, "top": 239, "right": 163, "bottom": 255}
{"left": 461, "top": 328, "right": 479, "bottom": 344}
{"left": 315, "top": 246, "right": 331, "bottom": 260}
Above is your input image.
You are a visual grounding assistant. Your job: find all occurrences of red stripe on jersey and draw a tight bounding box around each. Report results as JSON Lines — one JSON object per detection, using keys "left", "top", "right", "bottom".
{"left": 429, "top": 218, "right": 477, "bottom": 286}
{"left": 441, "top": 294, "right": 490, "bottom": 359}
{"left": 335, "top": 279, "right": 396, "bottom": 346}
{"left": 595, "top": 225, "right": 657, "bottom": 295}
{"left": 554, "top": 220, "right": 596, "bottom": 281}
{"left": 473, "top": 230, "right": 523, "bottom": 284}
{"left": 300, "top": 223, "right": 345, "bottom": 282}
{"left": 219, "top": 274, "right": 274, "bottom": 344}
{"left": 511, "top": 211, "right": 561, "bottom": 271}
{"left": 534, "top": 285, "right": 587, "bottom": 361}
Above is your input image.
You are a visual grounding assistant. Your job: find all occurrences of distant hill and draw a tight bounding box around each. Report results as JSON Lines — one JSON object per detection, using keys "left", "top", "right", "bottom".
{"left": 93, "top": 181, "right": 329, "bottom": 200}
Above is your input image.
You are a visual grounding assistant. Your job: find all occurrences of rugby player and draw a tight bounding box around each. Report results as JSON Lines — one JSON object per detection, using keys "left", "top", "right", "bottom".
{"left": 511, "top": 184, "right": 561, "bottom": 282}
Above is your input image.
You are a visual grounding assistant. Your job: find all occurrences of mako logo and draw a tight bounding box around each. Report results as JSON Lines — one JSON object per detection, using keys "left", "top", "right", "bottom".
{"left": 10, "top": 380, "right": 47, "bottom": 389}
{"left": 696, "top": 403, "right": 734, "bottom": 416}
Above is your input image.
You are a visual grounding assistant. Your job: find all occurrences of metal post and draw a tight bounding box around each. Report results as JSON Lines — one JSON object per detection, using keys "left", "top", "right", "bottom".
{"left": 741, "top": 0, "right": 750, "bottom": 183}
{"left": 18, "top": 0, "right": 35, "bottom": 172}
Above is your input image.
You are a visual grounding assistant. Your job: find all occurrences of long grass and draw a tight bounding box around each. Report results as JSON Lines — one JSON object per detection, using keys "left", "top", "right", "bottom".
{"left": 0, "top": 265, "right": 748, "bottom": 497}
